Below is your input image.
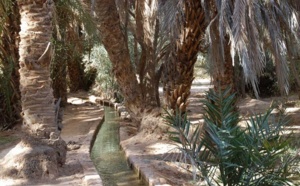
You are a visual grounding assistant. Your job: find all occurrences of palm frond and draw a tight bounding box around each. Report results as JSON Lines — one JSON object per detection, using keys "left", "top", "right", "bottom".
{"left": 53, "top": 0, "right": 98, "bottom": 40}
{"left": 158, "top": 0, "right": 184, "bottom": 42}
{"left": 260, "top": 1, "right": 290, "bottom": 95}
{"left": 163, "top": 107, "right": 209, "bottom": 181}
{"left": 165, "top": 88, "right": 298, "bottom": 185}
{"left": 204, "top": 0, "right": 300, "bottom": 97}
{"left": 0, "top": 0, "right": 20, "bottom": 129}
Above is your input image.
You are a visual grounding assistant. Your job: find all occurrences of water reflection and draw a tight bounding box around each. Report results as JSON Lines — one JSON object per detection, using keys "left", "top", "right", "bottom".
{"left": 91, "top": 107, "right": 145, "bottom": 186}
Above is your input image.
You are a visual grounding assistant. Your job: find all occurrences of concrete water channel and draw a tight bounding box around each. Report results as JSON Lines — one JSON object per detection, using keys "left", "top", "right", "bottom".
{"left": 91, "top": 106, "right": 145, "bottom": 186}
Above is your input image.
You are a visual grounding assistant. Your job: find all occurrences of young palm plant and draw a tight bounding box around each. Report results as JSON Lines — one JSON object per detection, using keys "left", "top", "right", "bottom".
{"left": 165, "top": 88, "right": 298, "bottom": 185}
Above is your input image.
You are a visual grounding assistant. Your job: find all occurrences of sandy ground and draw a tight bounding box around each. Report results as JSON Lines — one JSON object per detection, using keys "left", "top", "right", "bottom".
{"left": 0, "top": 92, "right": 104, "bottom": 186}
{"left": 1, "top": 88, "right": 300, "bottom": 185}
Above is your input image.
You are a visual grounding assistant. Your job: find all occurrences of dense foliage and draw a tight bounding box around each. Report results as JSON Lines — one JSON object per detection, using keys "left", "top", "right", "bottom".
{"left": 165, "top": 89, "right": 299, "bottom": 185}
{"left": 83, "top": 44, "right": 120, "bottom": 100}
{"left": 0, "top": 0, "right": 20, "bottom": 129}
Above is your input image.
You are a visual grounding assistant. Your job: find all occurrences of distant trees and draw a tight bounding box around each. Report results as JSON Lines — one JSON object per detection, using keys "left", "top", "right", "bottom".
{"left": 94, "top": 0, "right": 208, "bottom": 116}
{"left": 95, "top": 0, "right": 300, "bottom": 117}
{"left": 51, "top": 0, "right": 98, "bottom": 106}
{"left": 0, "top": 0, "right": 20, "bottom": 129}
{"left": 1, "top": 0, "right": 298, "bottom": 128}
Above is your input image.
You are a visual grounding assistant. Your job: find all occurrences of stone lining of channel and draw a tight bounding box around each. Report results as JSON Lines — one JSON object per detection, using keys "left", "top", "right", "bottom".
{"left": 93, "top": 98, "right": 171, "bottom": 186}
{"left": 81, "top": 112, "right": 104, "bottom": 185}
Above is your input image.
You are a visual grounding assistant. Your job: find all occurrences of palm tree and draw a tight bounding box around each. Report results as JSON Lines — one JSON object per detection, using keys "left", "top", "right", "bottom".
{"left": 134, "top": 0, "right": 161, "bottom": 108}
{"left": 0, "top": 0, "right": 66, "bottom": 179}
{"left": 95, "top": 0, "right": 142, "bottom": 116}
{"left": 160, "top": 0, "right": 206, "bottom": 113}
{"left": 205, "top": 9, "right": 235, "bottom": 93}
{"left": 18, "top": 0, "right": 58, "bottom": 139}
{"left": 204, "top": 0, "right": 300, "bottom": 97}
{"left": 51, "top": 0, "right": 98, "bottom": 105}
{"left": 94, "top": 0, "right": 163, "bottom": 118}
{"left": 95, "top": 0, "right": 300, "bottom": 118}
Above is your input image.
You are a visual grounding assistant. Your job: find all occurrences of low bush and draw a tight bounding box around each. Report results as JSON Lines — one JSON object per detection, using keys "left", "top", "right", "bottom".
{"left": 165, "top": 88, "right": 299, "bottom": 185}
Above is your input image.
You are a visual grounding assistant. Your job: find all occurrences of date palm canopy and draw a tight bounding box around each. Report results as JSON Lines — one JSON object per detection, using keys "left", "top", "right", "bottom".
{"left": 204, "top": 0, "right": 300, "bottom": 97}
{"left": 161, "top": 0, "right": 300, "bottom": 97}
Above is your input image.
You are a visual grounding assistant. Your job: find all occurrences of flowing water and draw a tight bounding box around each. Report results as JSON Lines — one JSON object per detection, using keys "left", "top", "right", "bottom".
{"left": 91, "top": 107, "right": 145, "bottom": 186}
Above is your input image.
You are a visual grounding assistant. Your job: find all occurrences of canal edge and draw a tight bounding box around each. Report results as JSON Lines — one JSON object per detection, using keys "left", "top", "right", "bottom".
{"left": 80, "top": 104, "right": 104, "bottom": 185}
{"left": 93, "top": 98, "right": 171, "bottom": 186}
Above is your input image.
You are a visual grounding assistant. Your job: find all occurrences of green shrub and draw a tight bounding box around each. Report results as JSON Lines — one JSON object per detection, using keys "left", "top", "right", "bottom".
{"left": 83, "top": 44, "right": 122, "bottom": 100}
{"left": 165, "top": 89, "right": 299, "bottom": 185}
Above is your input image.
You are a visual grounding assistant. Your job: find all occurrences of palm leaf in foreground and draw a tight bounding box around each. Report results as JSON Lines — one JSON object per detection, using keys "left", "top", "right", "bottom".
{"left": 165, "top": 89, "right": 299, "bottom": 185}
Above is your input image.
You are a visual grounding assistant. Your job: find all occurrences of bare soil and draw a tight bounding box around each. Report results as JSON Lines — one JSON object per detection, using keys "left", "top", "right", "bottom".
{"left": 1, "top": 90, "right": 300, "bottom": 185}
{"left": 0, "top": 91, "right": 103, "bottom": 185}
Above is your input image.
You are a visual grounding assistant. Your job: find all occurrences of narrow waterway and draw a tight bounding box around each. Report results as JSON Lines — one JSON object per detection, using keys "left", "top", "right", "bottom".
{"left": 91, "top": 107, "right": 145, "bottom": 186}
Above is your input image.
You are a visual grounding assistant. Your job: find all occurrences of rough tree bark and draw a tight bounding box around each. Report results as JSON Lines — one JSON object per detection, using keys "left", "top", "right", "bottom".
{"left": 212, "top": 36, "right": 235, "bottom": 92}
{"left": 95, "top": 0, "right": 158, "bottom": 118}
{"left": 0, "top": 0, "right": 66, "bottom": 180}
{"left": 135, "top": 0, "right": 161, "bottom": 108}
{"left": 162, "top": 0, "right": 206, "bottom": 113}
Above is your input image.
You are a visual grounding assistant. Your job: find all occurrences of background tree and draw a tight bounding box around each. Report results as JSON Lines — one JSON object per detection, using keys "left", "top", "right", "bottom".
{"left": 131, "top": 0, "right": 161, "bottom": 108}
{"left": 0, "top": 0, "right": 21, "bottom": 129}
{"left": 51, "top": 0, "right": 98, "bottom": 106}
{"left": 95, "top": 0, "right": 207, "bottom": 117}
{"left": 95, "top": 0, "right": 143, "bottom": 117}
{"left": 91, "top": 0, "right": 300, "bottom": 123}
{"left": 94, "top": 0, "right": 166, "bottom": 119}
{"left": 160, "top": 0, "right": 206, "bottom": 113}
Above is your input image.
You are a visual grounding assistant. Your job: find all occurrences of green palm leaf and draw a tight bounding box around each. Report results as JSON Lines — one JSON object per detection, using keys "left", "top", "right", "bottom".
{"left": 164, "top": 88, "right": 298, "bottom": 185}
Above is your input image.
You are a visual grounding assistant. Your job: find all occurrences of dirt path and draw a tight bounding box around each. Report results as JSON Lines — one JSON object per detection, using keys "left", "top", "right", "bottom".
{"left": 0, "top": 92, "right": 104, "bottom": 185}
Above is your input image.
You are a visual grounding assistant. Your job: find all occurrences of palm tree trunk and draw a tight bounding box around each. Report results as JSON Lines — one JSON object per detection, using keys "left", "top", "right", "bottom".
{"left": 18, "top": 0, "right": 57, "bottom": 137}
{"left": 212, "top": 36, "right": 235, "bottom": 92}
{"left": 2, "top": 0, "right": 67, "bottom": 179}
{"left": 208, "top": 11, "right": 235, "bottom": 93}
{"left": 162, "top": 0, "right": 206, "bottom": 113}
{"left": 94, "top": 0, "right": 146, "bottom": 117}
{"left": 234, "top": 58, "right": 246, "bottom": 97}
{"left": 135, "top": 0, "right": 160, "bottom": 107}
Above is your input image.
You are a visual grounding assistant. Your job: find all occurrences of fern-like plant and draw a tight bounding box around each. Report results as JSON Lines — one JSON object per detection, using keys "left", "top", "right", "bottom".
{"left": 164, "top": 108, "right": 205, "bottom": 182}
{"left": 165, "top": 88, "right": 298, "bottom": 186}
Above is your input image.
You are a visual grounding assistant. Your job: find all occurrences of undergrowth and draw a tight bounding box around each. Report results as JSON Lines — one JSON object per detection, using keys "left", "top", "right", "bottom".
{"left": 0, "top": 61, "right": 18, "bottom": 130}
{"left": 164, "top": 88, "right": 299, "bottom": 186}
